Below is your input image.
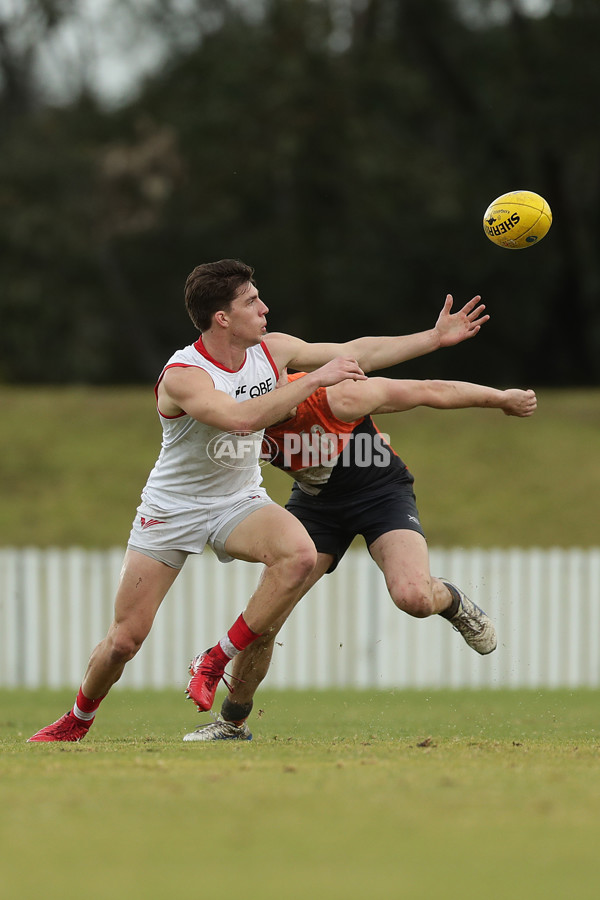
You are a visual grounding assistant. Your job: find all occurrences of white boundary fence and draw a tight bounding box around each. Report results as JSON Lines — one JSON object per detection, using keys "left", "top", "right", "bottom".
{"left": 1, "top": 546, "right": 600, "bottom": 690}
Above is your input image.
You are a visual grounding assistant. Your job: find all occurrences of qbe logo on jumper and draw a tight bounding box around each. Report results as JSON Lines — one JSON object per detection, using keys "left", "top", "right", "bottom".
{"left": 207, "top": 431, "right": 279, "bottom": 469}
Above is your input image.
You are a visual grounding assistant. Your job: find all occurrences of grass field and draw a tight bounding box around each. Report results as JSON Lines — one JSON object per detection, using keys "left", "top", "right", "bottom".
{"left": 2, "top": 688, "right": 600, "bottom": 900}
{"left": 2, "top": 385, "right": 600, "bottom": 548}
{"left": 3, "top": 389, "right": 599, "bottom": 898}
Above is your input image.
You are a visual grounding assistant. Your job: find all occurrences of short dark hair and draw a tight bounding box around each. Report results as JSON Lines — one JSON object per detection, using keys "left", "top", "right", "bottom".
{"left": 184, "top": 259, "right": 255, "bottom": 332}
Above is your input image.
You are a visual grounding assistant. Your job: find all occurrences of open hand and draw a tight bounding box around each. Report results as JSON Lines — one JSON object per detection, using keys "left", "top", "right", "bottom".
{"left": 435, "top": 294, "right": 489, "bottom": 347}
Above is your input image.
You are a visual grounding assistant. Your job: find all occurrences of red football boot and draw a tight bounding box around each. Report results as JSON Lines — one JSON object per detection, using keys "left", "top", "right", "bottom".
{"left": 28, "top": 711, "right": 92, "bottom": 743}
{"left": 186, "top": 648, "right": 229, "bottom": 712}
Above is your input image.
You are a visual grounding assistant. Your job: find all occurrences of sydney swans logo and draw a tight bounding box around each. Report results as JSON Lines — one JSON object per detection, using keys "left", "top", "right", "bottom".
{"left": 207, "top": 431, "right": 279, "bottom": 469}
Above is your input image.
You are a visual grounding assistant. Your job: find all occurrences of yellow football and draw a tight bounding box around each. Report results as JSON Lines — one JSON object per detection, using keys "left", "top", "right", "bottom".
{"left": 483, "top": 190, "right": 552, "bottom": 249}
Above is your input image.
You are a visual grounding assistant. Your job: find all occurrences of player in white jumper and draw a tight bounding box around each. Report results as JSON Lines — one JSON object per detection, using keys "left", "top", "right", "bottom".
{"left": 28, "top": 259, "right": 488, "bottom": 742}
{"left": 128, "top": 337, "right": 284, "bottom": 567}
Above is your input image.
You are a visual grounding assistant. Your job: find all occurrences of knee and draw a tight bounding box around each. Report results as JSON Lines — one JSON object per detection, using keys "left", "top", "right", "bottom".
{"left": 106, "top": 625, "right": 146, "bottom": 664}
{"left": 290, "top": 541, "right": 318, "bottom": 585}
{"left": 275, "top": 539, "right": 317, "bottom": 587}
{"left": 389, "top": 582, "right": 436, "bottom": 618}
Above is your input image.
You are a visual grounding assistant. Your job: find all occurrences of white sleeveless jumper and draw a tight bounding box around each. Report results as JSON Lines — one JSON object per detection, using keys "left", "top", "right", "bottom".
{"left": 142, "top": 337, "right": 279, "bottom": 507}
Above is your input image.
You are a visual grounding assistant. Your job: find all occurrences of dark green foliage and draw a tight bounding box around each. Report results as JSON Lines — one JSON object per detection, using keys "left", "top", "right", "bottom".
{"left": 1, "top": 0, "right": 599, "bottom": 384}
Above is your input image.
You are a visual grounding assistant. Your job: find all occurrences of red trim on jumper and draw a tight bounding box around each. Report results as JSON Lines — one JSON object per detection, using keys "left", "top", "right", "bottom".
{"left": 194, "top": 335, "right": 247, "bottom": 373}
{"left": 260, "top": 340, "right": 279, "bottom": 382}
{"left": 371, "top": 420, "right": 400, "bottom": 460}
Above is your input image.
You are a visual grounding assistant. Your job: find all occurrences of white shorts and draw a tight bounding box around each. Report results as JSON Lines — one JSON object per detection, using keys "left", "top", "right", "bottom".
{"left": 127, "top": 485, "right": 274, "bottom": 569}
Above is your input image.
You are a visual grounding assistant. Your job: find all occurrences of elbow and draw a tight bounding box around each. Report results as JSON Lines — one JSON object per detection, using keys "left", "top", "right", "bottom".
{"left": 218, "top": 410, "right": 263, "bottom": 434}
{"left": 233, "top": 415, "right": 263, "bottom": 434}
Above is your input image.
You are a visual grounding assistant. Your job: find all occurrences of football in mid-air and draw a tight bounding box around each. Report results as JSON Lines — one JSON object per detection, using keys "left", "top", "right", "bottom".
{"left": 483, "top": 190, "right": 552, "bottom": 249}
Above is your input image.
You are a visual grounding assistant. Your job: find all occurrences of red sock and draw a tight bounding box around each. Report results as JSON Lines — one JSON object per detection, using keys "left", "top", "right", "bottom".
{"left": 72, "top": 687, "right": 106, "bottom": 723}
{"left": 218, "top": 613, "right": 261, "bottom": 659}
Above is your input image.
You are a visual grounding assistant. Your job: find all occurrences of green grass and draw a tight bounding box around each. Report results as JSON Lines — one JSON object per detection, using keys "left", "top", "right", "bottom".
{"left": 2, "top": 689, "right": 600, "bottom": 900}
{"left": 2, "top": 386, "right": 600, "bottom": 547}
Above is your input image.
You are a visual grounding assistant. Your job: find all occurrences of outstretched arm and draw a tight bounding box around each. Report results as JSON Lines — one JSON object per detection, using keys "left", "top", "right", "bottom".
{"left": 264, "top": 294, "right": 488, "bottom": 374}
{"left": 328, "top": 377, "right": 537, "bottom": 422}
{"left": 159, "top": 357, "right": 366, "bottom": 432}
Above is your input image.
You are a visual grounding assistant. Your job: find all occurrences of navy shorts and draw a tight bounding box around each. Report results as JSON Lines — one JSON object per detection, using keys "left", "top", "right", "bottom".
{"left": 285, "top": 479, "right": 425, "bottom": 573}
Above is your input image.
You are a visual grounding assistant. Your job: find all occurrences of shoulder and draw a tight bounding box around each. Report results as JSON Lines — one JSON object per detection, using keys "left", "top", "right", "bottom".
{"left": 159, "top": 364, "right": 215, "bottom": 416}
{"left": 162, "top": 363, "right": 214, "bottom": 387}
{"left": 262, "top": 332, "right": 303, "bottom": 367}
{"left": 252, "top": 341, "right": 279, "bottom": 376}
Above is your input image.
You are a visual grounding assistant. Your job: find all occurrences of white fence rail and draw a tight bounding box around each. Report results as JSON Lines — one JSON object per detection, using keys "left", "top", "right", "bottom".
{"left": 1, "top": 547, "right": 600, "bottom": 690}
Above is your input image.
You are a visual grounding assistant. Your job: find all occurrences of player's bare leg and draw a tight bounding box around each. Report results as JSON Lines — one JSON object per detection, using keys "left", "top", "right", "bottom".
{"left": 224, "top": 551, "right": 334, "bottom": 703}
{"left": 223, "top": 504, "right": 323, "bottom": 631}
{"left": 368, "top": 529, "right": 448, "bottom": 616}
{"left": 183, "top": 552, "right": 333, "bottom": 741}
{"left": 28, "top": 550, "right": 179, "bottom": 742}
{"left": 82, "top": 550, "right": 180, "bottom": 697}
{"left": 369, "top": 529, "right": 496, "bottom": 653}
{"left": 186, "top": 505, "right": 322, "bottom": 714}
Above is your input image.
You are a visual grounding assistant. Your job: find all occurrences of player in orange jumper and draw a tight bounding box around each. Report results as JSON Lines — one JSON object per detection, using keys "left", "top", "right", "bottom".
{"left": 183, "top": 372, "right": 536, "bottom": 741}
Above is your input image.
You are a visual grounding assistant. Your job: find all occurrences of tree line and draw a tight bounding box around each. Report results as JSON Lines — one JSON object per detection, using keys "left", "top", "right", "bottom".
{"left": 1, "top": 0, "right": 599, "bottom": 386}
